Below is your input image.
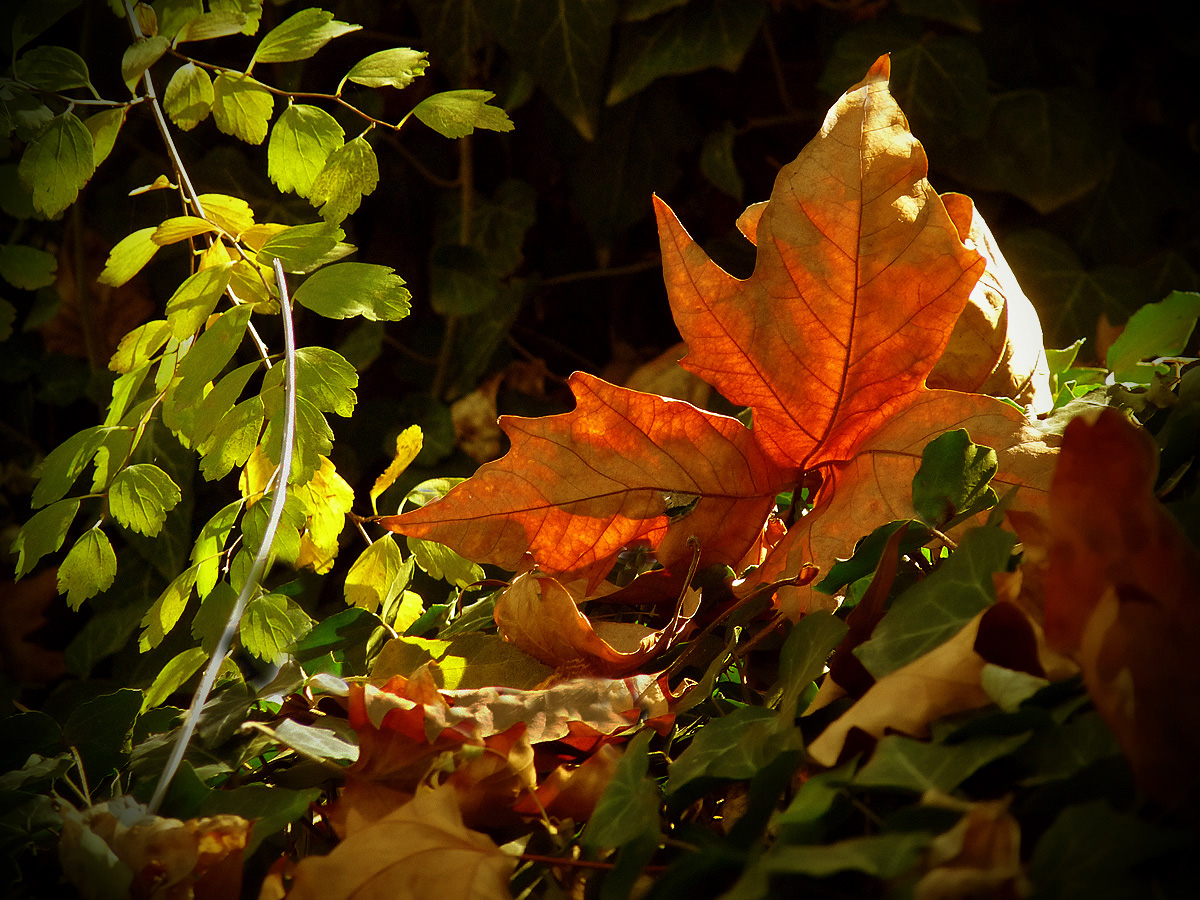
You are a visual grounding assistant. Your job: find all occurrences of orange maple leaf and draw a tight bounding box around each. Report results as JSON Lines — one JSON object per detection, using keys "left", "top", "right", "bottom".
{"left": 380, "top": 55, "right": 1058, "bottom": 623}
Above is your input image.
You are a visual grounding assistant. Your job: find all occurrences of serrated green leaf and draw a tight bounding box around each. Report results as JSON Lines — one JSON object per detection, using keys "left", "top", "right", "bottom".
{"left": 607, "top": 0, "right": 765, "bottom": 106}
{"left": 162, "top": 304, "right": 254, "bottom": 438}
{"left": 142, "top": 647, "right": 208, "bottom": 711}
{"left": 98, "top": 227, "right": 160, "bottom": 287}
{"left": 191, "top": 360, "right": 260, "bottom": 455}
{"left": 267, "top": 104, "right": 344, "bottom": 199}
{"left": 104, "top": 369, "right": 150, "bottom": 428}
{"left": 308, "top": 134, "right": 378, "bottom": 225}
{"left": 121, "top": 35, "right": 169, "bottom": 91}
{"left": 343, "top": 48, "right": 428, "bottom": 89}
{"left": 31, "top": 425, "right": 108, "bottom": 508}
{"left": 176, "top": 9, "right": 250, "bottom": 43}
{"left": 260, "top": 391, "right": 333, "bottom": 486}
{"left": 191, "top": 500, "right": 243, "bottom": 598}
{"left": 212, "top": 73, "right": 274, "bottom": 145}
{"left": 854, "top": 528, "right": 1016, "bottom": 679}
{"left": 192, "top": 581, "right": 238, "bottom": 653}
{"left": 198, "top": 396, "right": 264, "bottom": 481}
{"left": 344, "top": 535, "right": 407, "bottom": 613}
{"left": 15, "top": 45, "right": 92, "bottom": 92}
{"left": 110, "top": 320, "right": 172, "bottom": 373}
{"left": 0, "top": 243, "right": 57, "bottom": 290}
{"left": 84, "top": 107, "right": 126, "bottom": 167}
{"left": 57, "top": 527, "right": 117, "bottom": 609}
{"left": 411, "top": 89, "right": 514, "bottom": 139}
{"left": 164, "top": 263, "right": 233, "bottom": 339}
{"left": 257, "top": 221, "right": 344, "bottom": 273}
{"left": 293, "top": 261, "right": 410, "bottom": 321}
{"left": 109, "top": 464, "right": 182, "bottom": 537}
{"left": 1106, "top": 290, "right": 1200, "bottom": 374}
{"left": 261, "top": 346, "right": 357, "bottom": 417}
{"left": 163, "top": 62, "right": 214, "bottom": 131}
{"left": 196, "top": 193, "right": 256, "bottom": 236}
{"left": 153, "top": 216, "right": 218, "bottom": 246}
{"left": 17, "top": 111, "right": 95, "bottom": 217}
{"left": 854, "top": 731, "right": 1031, "bottom": 794}
{"left": 407, "top": 536, "right": 484, "bottom": 588}
{"left": 159, "top": 0, "right": 203, "bottom": 41}
{"left": 911, "top": 429, "right": 998, "bottom": 527}
{"left": 139, "top": 564, "right": 199, "bottom": 651}
{"left": 252, "top": 8, "right": 360, "bottom": 66}
{"left": 241, "top": 593, "right": 312, "bottom": 664}
{"left": 12, "top": 499, "right": 79, "bottom": 578}
{"left": 477, "top": 1, "right": 615, "bottom": 140}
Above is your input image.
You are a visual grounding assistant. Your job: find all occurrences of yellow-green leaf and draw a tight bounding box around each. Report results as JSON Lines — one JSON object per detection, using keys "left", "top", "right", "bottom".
{"left": 165, "top": 263, "right": 233, "bottom": 339}
{"left": 343, "top": 48, "right": 428, "bottom": 90}
{"left": 293, "top": 262, "right": 410, "bottom": 322}
{"left": 212, "top": 72, "right": 274, "bottom": 145}
{"left": 98, "top": 227, "right": 158, "bottom": 287}
{"left": 267, "top": 103, "right": 343, "bottom": 198}
{"left": 84, "top": 107, "right": 126, "bottom": 168}
{"left": 308, "top": 134, "right": 378, "bottom": 225}
{"left": 344, "top": 535, "right": 408, "bottom": 613}
{"left": 196, "top": 192, "right": 255, "bottom": 236}
{"left": 164, "top": 62, "right": 214, "bottom": 131}
{"left": 121, "top": 35, "right": 169, "bottom": 91}
{"left": 18, "top": 111, "right": 95, "bottom": 217}
{"left": 411, "top": 89, "right": 514, "bottom": 139}
{"left": 109, "top": 463, "right": 183, "bottom": 537}
{"left": 371, "top": 425, "right": 422, "bottom": 514}
{"left": 152, "top": 215, "right": 217, "bottom": 245}
{"left": 252, "top": 7, "right": 359, "bottom": 66}
{"left": 12, "top": 499, "right": 79, "bottom": 579}
{"left": 142, "top": 647, "right": 208, "bottom": 710}
{"left": 16, "top": 45, "right": 92, "bottom": 93}
{"left": 241, "top": 593, "right": 311, "bottom": 663}
{"left": 140, "top": 565, "right": 199, "bottom": 651}
{"left": 58, "top": 528, "right": 116, "bottom": 609}
{"left": 176, "top": 10, "right": 249, "bottom": 43}
{"left": 109, "top": 319, "right": 173, "bottom": 373}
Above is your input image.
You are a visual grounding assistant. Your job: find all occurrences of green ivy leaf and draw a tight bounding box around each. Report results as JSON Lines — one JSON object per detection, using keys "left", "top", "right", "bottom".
{"left": 293, "top": 261, "right": 410, "bottom": 322}
{"left": 16, "top": 45, "right": 92, "bottom": 93}
{"left": 12, "top": 499, "right": 79, "bottom": 578}
{"left": 477, "top": 1, "right": 616, "bottom": 140}
{"left": 343, "top": 48, "right": 428, "bottom": 90}
{"left": 911, "top": 429, "right": 998, "bottom": 528}
{"left": 251, "top": 8, "right": 360, "bottom": 66}
{"left": 308, "top": 134, "right": 378, "bottom": 225}
{"left": 758, "top": 831, "right": 933, "bottom": 880}
{"left": 57, "top": 528, "right": 117, "bottom": 609}
{"left": 854, "top": 527, "right": 1016, "bottom": 679}
{"left": 667, "top": 707, "right": 802, "bottom": 800}
{"left": 198, "top": 783, "right": 322, "bottom": 856}
{"left": 854, "top": 731, "right": 1032, "bottom": 794}
{"left": 580, "top": 729, "right": 661, "bottom": 849}
{"left": 139, "top": 564, "right": 199, "bottom": 651}
{"left": 267, "top": 104, "right": 344, "bottom": 199}
{"left": 142, "top": 647, "right": 208, "bottom": 711}
{"left": 607, "top": 0, "right": 766, "bottom": 106}
{"left": 17, "top": 110, "right": 95, "bottom": 217}
{"left": 164, "top": 62, "right": 215, "bottom": 131}
{"left": 164, "top": 263, "right": 234, "bottom": 339}
{"left": 110, "top": 320, "right": 172, "bottom": 373}
{"left": 109, "top": 464, "right": 183, "bottom": 537}
{"left": 774, "top": 610, "right": 849, "bottom": 718}
{"left": 1106, "top": 290, "right": 1200, "bottom": 374}
{"left": 261, "top": 346, "right": 358, "bottom": 417}
{"left": 121, "top": 35, "right": 169, "bottom": 91}
{"left": 212, "top": 73, "right": 274, "bottom": 145}
{"left": 241, "top": 593, "right": 312, "bottom": 664}
{"left": 98, "top": 227, "right": 160, "bottom": 287}
{"left": 344, "top": 535, "right": 407, "bottom": 613}
{"left": 257, "top": 221, "right": 344, "bottom": 273}
{"left": 0, "top": 243, "right": 57, "bottom": 290}
{"left": 84, "top": 107, "right": 126, "bottom": 168}
{"left": 411, "top": 90, "right": 514, "bottom": 139}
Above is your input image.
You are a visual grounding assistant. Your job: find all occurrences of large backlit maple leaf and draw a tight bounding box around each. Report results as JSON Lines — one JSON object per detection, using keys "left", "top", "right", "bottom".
{"left": 380, "top": 55, "right": 1057, "bottom": 621}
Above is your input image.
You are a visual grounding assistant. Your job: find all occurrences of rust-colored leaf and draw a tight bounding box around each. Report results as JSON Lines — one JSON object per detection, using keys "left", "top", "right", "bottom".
{"left": 494, "top": 570, "right": 700, "bottom": 677}
{"left": 380, "top": 371, "right": 785, "bottom": 590}
{"left": 288, "top": 784, "right": 515, "bottom": 900}
{"left": 1034, "top": 407, "right": 1200, "bottom": 807}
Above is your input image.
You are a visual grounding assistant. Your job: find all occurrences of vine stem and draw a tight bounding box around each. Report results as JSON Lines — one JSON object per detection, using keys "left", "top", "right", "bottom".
{"left": 148, "top": 259, "right": 297, "bottom": 815}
